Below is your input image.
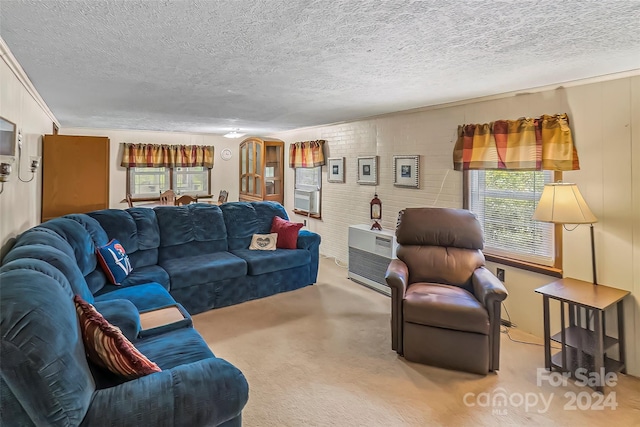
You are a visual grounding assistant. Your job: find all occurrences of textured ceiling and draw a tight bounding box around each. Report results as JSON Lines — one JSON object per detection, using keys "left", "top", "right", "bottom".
{"left": 1, "top": 1, "right": 639, "bottom": 135}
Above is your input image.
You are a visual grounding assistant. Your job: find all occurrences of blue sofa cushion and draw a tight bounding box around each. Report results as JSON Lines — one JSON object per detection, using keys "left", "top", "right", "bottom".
{"left": 127, "top": 208, "right": 161, "bottom": 250}
{"left": 220, "top": 202, "right": 259, "bottom": 250}
{"left": 135, "top": 327, "right": 215, "bottom": 370}
{"left": 231, "top": 248, "right": 311, "bottom": 276}
{"left": 1, "top": 269, "right": 95, "bottom": 426}
{"left": 1, "top": 245, "right": 94, "bottom": 303}
{"left": 160, "top": 252, "right": 247, "bottom": 290}
{"left": 122, "top": 264, "right": 170, "bottom": 288}
{"left": 96, "top": 239, "right": 133, "bottom": 285}
{"left": 128, "top": 248, "right": 159, "bottom": 269}
{"left": 88, "top": 209, "right": 140, "bottom": 253}
{"left": 251, "top": 201, "right": 288, "bottom": 233}
{"left": 89, "top": 209, "right": 160, "bottom": 268}
{"left": 156, "top": 205, "right": 228, "bottom": 260}
{"left": 12, "top": 227, "right": 76, "bottom": 262}
{"left": 39, "top": 217, "right": 98, "bottom": 277}
{"left": 95, "top": 283, "right": 177, "bottom": 312}
{"left": 64, "top": 214, "right": 109, "bottom": 248}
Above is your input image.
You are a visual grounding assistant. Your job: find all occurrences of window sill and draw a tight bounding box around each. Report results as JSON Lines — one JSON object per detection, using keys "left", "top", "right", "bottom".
{"left": 293, "top": 209, "right": 321, "bottom": 220}
{"left": 484, "top": 254, "right": 562, "bottom": 278}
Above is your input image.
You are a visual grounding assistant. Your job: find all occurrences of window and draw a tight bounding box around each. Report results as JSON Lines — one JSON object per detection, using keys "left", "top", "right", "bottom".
{"left": 129, "top": 167, "right": 170, "bottom": 197}
{"left": 293, "top": 166, "right": 322, "bottom": 217}
{"left": 128, "top": 166, "right": 210, "bottom": 198}
{"left": 465, "top": 169, "right": 560, "bottom": 271}
{"left": 173, "top": 167, "right": 209, "bottom": 196}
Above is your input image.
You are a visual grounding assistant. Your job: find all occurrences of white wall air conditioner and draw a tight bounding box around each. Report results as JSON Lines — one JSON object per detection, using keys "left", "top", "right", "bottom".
{"left": 347, "top": 224, "right": 398, "bottom": 296}
{"left": 294, "top": 189, "right": 319, "bottom": 214}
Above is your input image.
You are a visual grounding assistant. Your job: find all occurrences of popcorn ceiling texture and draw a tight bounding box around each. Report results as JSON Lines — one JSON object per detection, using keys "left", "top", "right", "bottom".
{"left": 1, "top": 0, "right": 639, "bottom": 135}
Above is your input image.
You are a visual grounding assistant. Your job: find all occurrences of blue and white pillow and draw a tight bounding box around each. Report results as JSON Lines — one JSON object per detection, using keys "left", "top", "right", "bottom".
{"left": 97, "top": 239, "right": 133, "bottom": 285}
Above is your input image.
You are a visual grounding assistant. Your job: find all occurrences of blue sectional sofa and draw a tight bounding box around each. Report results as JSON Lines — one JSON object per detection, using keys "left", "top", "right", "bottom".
{"left": 0, "top": 201, "right": 321, "bottom": 426}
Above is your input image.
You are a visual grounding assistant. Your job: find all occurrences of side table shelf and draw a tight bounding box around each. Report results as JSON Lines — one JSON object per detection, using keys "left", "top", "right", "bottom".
{"left": 535, "top": 278, "right": 629, "bottom": 393}
{"left": 550, "top": 325, "right": 618, "bottom": 354}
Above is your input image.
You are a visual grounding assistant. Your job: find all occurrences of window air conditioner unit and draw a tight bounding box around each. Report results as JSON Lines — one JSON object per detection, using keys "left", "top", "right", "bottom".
{"left": 294, "top": 189, "right": 319, "bottom": 214}
{"left": 347, "top": 225, "right": 397, "bottom": 296}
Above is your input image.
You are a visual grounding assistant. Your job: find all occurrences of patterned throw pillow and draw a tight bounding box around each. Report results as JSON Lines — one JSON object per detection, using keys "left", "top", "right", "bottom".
{"left": 249, "top": 233, "right": 278, "bottom": 250}
{"left": 96, "top": 239, "right": 133, "bottom": 285}
{"left": 270, "top": 216, "right": 303, "bottom": 249}
{"left": 74, "top": 295, "right": 161, "bottom": 379}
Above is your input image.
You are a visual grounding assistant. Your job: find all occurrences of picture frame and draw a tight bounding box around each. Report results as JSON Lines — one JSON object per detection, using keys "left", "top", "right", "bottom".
{"left": 0, "top": 116, "right": 17, "bottom": 157}
{"left": 357, "top": 156, "right": 378, "bottom": 185}
{"left": 327, "top": 157, "right": 345, "bottom": 183}
{"left": 393, "top": 155, "right": 419, "bottom": 188}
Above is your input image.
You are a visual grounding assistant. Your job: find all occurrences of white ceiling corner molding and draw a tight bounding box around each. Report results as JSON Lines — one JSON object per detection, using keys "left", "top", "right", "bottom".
{"left": 0, "top": 37, "right": 60, "bottom": 127}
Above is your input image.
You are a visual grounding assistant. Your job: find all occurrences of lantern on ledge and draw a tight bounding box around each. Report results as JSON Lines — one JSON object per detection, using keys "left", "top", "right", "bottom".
{"left": 370, "top": 193, "right": 382, "bottom": 230}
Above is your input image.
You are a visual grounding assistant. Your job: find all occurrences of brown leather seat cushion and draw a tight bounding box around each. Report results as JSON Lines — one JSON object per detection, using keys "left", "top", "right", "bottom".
{"left": 403, "top": 283, "right": 490, "bottom": 335}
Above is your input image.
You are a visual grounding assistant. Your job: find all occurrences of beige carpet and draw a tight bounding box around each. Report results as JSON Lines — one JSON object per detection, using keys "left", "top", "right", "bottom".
{"left": 193, "top": 258, "right": 640, "bottom": 427}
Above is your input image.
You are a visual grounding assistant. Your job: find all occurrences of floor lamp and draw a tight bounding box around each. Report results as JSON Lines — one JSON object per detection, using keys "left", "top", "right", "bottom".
{"left": 532, "top": 182, "right": 598, "bottom": 284}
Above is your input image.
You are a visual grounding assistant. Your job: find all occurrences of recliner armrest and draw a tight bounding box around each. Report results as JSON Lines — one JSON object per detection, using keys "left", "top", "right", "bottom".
{"left": 385, "top": 259, "right": 409, "bottom": 353}
{"left": 472, "top": 267, "right": 508, "bottom": 308}
{"left": 385, "top": 259, "right": 409, "bottom": 297}
{"left": 81, "top": 358, "right": 249, "bottom": 427}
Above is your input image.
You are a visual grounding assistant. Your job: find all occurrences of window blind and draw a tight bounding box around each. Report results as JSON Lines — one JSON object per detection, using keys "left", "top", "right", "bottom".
{"left": 468, "top": 170, "right": 555, "bottom": 266}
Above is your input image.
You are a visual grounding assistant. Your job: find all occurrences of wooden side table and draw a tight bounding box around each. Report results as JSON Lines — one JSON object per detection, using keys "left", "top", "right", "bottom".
{"left": 535, "top": 278, "right": 629, "bottom": 392}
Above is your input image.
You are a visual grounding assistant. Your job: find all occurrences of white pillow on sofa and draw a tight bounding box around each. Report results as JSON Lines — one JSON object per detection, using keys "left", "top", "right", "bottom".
{"left": 249, "top": 233, "right": 278, "bottom": 251}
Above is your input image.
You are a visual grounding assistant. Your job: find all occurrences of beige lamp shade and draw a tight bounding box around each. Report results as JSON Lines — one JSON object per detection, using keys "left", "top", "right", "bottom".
{"left": 532, "top": 182, "right": 597, "bottom": 224}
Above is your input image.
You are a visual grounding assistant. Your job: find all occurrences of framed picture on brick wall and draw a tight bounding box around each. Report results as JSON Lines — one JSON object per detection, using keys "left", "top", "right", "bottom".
{"left": 327, "top": 157, "right": 345, "bottom": 183}
{"left": 393, "top": 155, "right": 419, "bottom": 188}
{"left": 357, "top": 156, "right": 378, "bottom": 185}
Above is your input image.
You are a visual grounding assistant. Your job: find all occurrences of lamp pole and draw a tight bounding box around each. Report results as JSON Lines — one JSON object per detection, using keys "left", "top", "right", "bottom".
{"left": 590, "top": 223, "right": 597, "bottom": 285}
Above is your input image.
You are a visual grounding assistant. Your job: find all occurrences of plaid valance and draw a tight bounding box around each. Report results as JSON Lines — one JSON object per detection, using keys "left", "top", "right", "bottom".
{"left": 289, "top": 140, "right": 326, "bottom": 168}
{"left": 453, "top": 114, "right": 579, "bottom": 171}
{"left": 120, "top": 143, "right": 214, "bottom": 168}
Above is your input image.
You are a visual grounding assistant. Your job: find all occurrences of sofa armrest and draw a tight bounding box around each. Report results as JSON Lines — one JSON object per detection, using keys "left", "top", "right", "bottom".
{"left": 296, "top": 230, "right": 320, "bottom": 250}
{"left": 472, "top": 267, "right": 508, "bottom": 308}
{"left": 296, "top": 230, "right": 321, "bottom": 284}
{"left": 93, "top": 299, "right": 141, "bottom": 341}
{"left": 81, "top": 358, "right": 249, "bottom": 427}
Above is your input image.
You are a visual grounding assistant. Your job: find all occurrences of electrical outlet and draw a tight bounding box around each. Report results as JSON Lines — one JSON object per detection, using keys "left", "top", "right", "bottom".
{"left": 496, "top": 268, "right": 505, "bottom": 282}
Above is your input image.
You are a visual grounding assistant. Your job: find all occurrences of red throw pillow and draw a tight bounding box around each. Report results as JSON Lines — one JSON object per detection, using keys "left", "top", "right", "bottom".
{"left": 270, "top": 216, "right": 303, "bottom": 249}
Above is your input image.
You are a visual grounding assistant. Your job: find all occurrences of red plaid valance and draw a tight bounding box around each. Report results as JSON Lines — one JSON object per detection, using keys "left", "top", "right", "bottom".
{"left": 289, "top": 140, "right": 326, "bottom": 168}
{"left": 453, "top": 114, "right": 579, "bottom": 171}
{"left": 120, "top": 144, "right": 214, "bottom": 168}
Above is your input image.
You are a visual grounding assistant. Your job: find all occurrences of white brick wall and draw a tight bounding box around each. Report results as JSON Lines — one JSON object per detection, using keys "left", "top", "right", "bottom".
{"left": 275, "top": 109, "right": 463, "bottom": 264}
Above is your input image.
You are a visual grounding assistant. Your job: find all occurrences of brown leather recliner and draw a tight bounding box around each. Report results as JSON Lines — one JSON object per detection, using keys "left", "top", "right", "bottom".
{"left": 385, "top": 207, "right": 508, "bottom": 374}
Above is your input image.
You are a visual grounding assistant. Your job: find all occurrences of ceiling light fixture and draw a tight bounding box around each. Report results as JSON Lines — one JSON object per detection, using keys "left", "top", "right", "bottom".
{"left": 223, "top": 129, "right": 246, "bottom": 139}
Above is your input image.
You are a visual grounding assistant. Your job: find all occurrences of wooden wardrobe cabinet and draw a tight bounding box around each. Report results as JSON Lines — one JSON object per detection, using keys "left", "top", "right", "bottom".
{"left": 238, "top": 137, "right": 284, "bottom": 204}
{"left": 42, "top": 134, "right": 110, "bottom": 222}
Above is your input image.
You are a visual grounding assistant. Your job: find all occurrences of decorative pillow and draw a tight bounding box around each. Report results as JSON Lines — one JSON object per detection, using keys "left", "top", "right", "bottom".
{"left": 96, "top": 239, "right": 133, "bottom": 285}
{"left": 270, "top": 216, "right": 303, "bottom": 249}
{"left": 74, "top": 295, "right": 161, "bottom": 379}
{"left": 249, "top": 233, "right": 278, "bottom": 250}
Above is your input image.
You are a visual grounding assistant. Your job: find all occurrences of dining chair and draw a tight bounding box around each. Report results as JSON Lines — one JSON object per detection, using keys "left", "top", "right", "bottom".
{"left": 175, "top": 195, "right": 198, "bottom": 206}
{"left": 159, "top": 189, "right": 176, "bottom": 205}
{"left": 218, "top": 190, "right": 229, "bottom": 204}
